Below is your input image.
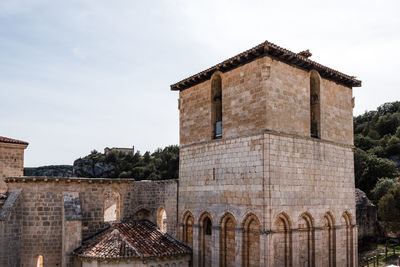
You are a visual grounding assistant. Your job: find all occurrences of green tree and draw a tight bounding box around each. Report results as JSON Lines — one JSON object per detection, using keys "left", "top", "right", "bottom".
{"left": 376, "top": 113, "right": 400, "bottom": 136}
{"left": 386, "top": 136, "right": 400, "bottom": 156}
{"left": 378, "top": 184, "right": 400, "bottom": 235}
{"left": 371, "top": 178, "right": 400, "bottom": 203}
{"left": 354, "top": 148, "right": 396, "bottom": 195}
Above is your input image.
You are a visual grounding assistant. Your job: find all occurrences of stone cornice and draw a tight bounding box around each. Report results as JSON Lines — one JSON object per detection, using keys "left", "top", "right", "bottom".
{"left": 5, "top": 176, "right": 178, "bottom": 185}
{"left": 180, "top": 127, "right": 354, "bottom": 149}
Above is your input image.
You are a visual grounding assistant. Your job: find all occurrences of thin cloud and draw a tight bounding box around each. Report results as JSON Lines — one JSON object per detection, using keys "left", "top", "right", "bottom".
{"left": 0, "top": 0, "right": 399, "bottom": 166}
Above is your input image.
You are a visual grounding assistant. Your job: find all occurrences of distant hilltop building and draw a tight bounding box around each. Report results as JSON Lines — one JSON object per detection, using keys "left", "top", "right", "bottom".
{"left": 104, "top": 146, "right": 134, "bottom": 155}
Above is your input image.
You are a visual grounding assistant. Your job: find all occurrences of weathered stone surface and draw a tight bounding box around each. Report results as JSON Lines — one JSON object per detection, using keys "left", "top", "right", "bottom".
{"left": 177, "top": 51, "right": 357, "bottom": 266}
{"left": 356, "top": 188, "right": 377, "bottom": 239}
{"left": 63, "top": 192, "right": 82, "bottom": 221}
{"left": 73, "top": 158, "right": 115, "bottom": 177}
{"left": 0, "top": 190, "right": 22, "bottom": 267}
{"left": 0, "top": 142, "right": 27, "bottom": 195}
{"left": 4, "top": 177, "right": 178, "bottom": 267}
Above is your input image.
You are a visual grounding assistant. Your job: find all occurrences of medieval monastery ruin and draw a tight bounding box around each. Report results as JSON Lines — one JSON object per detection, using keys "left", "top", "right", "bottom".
{"left": 0, "top": 40, "right": 361, "bottom": 267}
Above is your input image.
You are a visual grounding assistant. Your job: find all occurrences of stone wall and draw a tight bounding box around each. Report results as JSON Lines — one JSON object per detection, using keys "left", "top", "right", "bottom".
{"left": 0, "top": 190, "right": 22, "bottom": 267}
{"left": 356, "top": 188, "right": 377, "bottom": 240}
{"left": 131, "top": 180, "right": 178, "bottom": 237}
{"left": 178, "top": 131, "right": 357, "bottom": 266}
{"left": 4, "top": 177, "right": 178, "bottom": 267}
{"left": 0, "top": 142, "right": 27, "bottom": 193}
{"left": 0, "top": 143, "right": 26, "bottom": 179}
{"left": 176, "top": 50, "right": 357, "bottom": 266}
{"left": 178, "top": 56, "right": 354, "bottom": 146}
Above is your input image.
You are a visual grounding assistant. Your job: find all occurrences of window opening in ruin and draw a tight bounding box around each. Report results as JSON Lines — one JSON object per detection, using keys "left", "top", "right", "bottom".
{"left": 36, "top": 255, "right": 43, "bottom": 267}
{"left": 220, "top": 214, "right": 236, "bottom": 267}
{"left": 205, "top": 217, "right": 212, "bottom": 235}
{"left": 211, "top": 74, "right": 222, "bottom": 139}
{"left": 183, "top": 212, "right": 194, "bottom": 248}
{"left": 134, "top": 208, "right": 151, "bottom": 220}
{"left": 323, "top": 213, "right": 336, "bottom": 267}
{"left": 104, "top": 189, "right": 120, "bottom": 222}
{"left": 158, "top": 208, "right": 168, "bottom": 233}
{"left": 212, "top": 168, "right": 216, "bottom": 180}
{"left": 243, "top": 214, "right": 261, "bottom": 267}
{"left": 310, "top": 70, "right": 321, "bottom": 138}
{"left": 200, "top": 215, "right": 213, "bottom": 267}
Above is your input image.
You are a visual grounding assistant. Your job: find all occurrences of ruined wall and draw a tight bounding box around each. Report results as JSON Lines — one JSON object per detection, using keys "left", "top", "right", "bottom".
{"left": 0, "top": 190, "right": 22, "bottom": 267}
{"left": 4, "top": 177, "right": 178, "bottom": 267}
{"left": 131, "top": 180, "right": 178, "bottom": 237}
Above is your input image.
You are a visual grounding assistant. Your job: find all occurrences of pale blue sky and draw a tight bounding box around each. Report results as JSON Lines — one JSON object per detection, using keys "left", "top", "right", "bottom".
{"left": 1, "top": 0, "right": 399, "bottom": 166}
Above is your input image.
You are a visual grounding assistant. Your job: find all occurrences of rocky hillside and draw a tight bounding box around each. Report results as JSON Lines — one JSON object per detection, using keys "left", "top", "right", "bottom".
{"left": 72, "top": 145, "right": 179, "bottom": 180}
{"left": 24, "top": 165, "right": 73, "bottom": 177}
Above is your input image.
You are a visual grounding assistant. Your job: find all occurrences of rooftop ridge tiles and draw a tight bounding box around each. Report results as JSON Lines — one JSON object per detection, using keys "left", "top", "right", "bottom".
{"left": 170, "top": 40, "right": 361, "bottom": 91}
{"left": 0, "top": 136, "right": 29, "bottom": 145}
{"left": 74, "top": 219, "right": 191, "bottom": 261}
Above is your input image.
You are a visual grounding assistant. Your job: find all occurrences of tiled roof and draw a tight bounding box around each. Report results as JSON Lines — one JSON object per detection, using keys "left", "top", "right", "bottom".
{"left": 74, "top": 219, "right": 191, "bottom": 260}
{"left": 170, "top": 40, "right": 361, "bottom": 91}
{"left": 0, "top": 136, "right": 28, "bottom": 145}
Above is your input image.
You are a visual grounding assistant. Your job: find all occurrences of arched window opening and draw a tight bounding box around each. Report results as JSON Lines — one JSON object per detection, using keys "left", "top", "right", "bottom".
{"left": 183, "top": 212, "right": 194, "bottom": 248}
{"left": 273, "top": 213, "right": 292, "bottom": 267}
{"left": 298, "top": 213, "right": 315, "bottom": 267}
{"left": 342, "top": 212, "right": 354, "bottom": 267}
{"left": 211, "top": 74, "right": 222, "bottom": 139}
{"left": 158, "top": 208, "right": 168, "bottom": 233}
{"left": 310, "top": 70, "right": 321, "bottom": 138}
{"left": 220, "top": 214, "right": 236, "bottom": 267}
{"left": 36, "top": 255, "right": 43, "bottom": 267}
{"left": 322, "top": 213, "right": 336, "bottom": 267}
{"left": 134, "top": 208, "right": 151, "bottom": 221}
{"left": 242, "top": 214, "right": 261, "bottom": 267}
{"left": 104, "top": 189, "right": 120, "bottom": 222}
{"left": 199, "top": 214, "right": 213, "bottom": 267}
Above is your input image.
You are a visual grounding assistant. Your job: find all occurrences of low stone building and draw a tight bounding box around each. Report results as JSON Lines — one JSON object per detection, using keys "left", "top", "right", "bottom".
{"left": 74, "top": 219, "right": 191, "bottom": 267}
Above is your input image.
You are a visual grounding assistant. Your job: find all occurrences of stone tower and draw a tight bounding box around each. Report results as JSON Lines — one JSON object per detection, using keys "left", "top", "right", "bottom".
{"left": 0, "top": 136, "right": 28, "bottom": 194}
{"left": 172, "top": 41, "right": 361, "bottom": 267}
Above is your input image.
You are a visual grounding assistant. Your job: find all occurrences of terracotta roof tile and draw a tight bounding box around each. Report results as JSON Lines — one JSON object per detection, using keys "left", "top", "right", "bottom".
{"left": 0, "top": 136, "right": 28, "bottom": 145}
{"left": 74, "top": 219, "right": 191, "bottom": 260}
{"left": 170, "top": 40, "right": 361, "bottom": 91}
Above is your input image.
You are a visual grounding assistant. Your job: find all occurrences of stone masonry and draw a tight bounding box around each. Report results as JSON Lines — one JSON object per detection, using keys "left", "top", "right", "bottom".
{"left": 173, "top": 40, "right": 360, "bottom": 267}
{"left": 0, "top": 39, "right": 361, "bottom": 267}
{"left": 3, "top": 177, "right": 178, "bottom": 267}
{"left": 0, "top": 138, "right": 28, "bottom": 193}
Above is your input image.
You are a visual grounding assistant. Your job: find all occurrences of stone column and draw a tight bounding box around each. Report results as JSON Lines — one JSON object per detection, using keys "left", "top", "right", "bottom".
{"left": 314, "top": 227, "right": 323, "bottom": 267}
{"left": 235, "top": 227, "right": 243, "bottom": 266}
{"left": 192, "top": 224, "right": 200, "bottom": 267}
{"left": 178, "top": 222, "right": 184, "bottom": 241}
{"left": 353, "top": 225, "right": 358, "bottom": 267}
{"left": 212, "top": 226, "right": 221, "bottom": 267}
{"left": 334, "top": 226, "right": 344, "bottom": 266}
{"left": 291, "top": 229, "right": 299, "bottom": 267}
{"left": 260, "top": 231, "right": 270, "bottom": 267}
{"left": 62, "top": 192, "right": 83, "bottom": 267}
